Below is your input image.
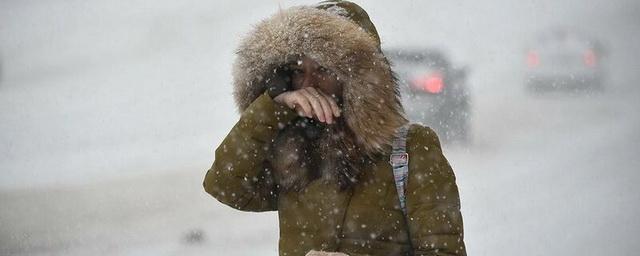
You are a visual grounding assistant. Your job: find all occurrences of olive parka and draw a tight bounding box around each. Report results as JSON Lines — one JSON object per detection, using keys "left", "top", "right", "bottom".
{"left": 203, "top": 4, "right": 466, "bottom": 256}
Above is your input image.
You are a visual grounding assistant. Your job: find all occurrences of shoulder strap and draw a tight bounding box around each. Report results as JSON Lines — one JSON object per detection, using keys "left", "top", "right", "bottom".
{"left": 390, "top": 124, "right": 410, "bottom": 214}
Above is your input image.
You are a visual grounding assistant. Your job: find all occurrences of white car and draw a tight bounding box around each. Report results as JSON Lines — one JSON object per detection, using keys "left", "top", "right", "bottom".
{"left": 524, "top": 28, "right": 607, "bottom": 92}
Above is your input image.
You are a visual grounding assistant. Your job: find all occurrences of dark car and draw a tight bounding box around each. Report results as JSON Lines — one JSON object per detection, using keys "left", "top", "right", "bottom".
{"left": 524, "top": 28, "right": 607, "bottom": 92}
{"left": 385, "top": 48, "right": 471, "bottom": 143}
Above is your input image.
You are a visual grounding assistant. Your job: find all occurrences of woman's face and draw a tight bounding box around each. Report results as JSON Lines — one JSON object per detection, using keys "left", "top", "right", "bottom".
{"left": 289, "top": 56, "right": 343, "bottom": 101}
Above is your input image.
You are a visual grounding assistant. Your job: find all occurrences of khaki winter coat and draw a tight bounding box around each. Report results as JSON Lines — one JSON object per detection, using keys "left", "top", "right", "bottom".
{"left": 204, "top": 94, "right": 465, "bottom": 255}
{"left": 203, "top": 5, "right": 466, "bottom": 256}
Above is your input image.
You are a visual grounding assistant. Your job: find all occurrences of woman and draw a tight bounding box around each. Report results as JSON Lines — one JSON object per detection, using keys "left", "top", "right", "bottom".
{"left": 203, "top": 1, "right": 466, "bottom": 255}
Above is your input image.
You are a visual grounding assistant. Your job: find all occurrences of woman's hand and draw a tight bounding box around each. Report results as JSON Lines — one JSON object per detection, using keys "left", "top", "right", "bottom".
{"left": 273, "top": 87, "right": 341, "bottom": 124}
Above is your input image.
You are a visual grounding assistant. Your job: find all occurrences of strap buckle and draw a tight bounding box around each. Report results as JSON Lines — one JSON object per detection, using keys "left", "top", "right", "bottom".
{"left": 389, "top": 152, "right": 409, "bottom": 167}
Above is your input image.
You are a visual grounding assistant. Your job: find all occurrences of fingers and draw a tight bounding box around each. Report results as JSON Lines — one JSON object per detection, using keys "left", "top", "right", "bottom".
{"left": 325, "top": 93, "right": 341, "bottom": 118}
{"left": 302, "top": 87, "right": 336, "bottom": 124}
{"left": 277, "top": 88, "right": 341, "bottom": 124}
{"left": 298, "top": 88, "right": 327, "bottom": 123}
{"left": 313, "top": 89, "right": 340, "bottom": 123}
{"left": 275, "top": 92, "right": 310, "bottom": 118}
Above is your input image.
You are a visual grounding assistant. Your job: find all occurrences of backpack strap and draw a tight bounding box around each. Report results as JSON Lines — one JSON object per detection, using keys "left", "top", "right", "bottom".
{"left": 390, "top": 124, "right": 410, "bottom": 214}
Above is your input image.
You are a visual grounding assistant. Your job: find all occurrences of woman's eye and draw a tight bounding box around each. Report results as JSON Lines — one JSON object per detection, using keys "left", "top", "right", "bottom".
{"left": 318, "top": 67, "right": 328, "bottom": 73}
{"left": 291, "top": 69, "right": 303, "bottom": 75}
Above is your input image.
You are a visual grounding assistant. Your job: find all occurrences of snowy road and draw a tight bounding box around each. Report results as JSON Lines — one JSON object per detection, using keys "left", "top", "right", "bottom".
{"left": 454, "top": 82, "right": 640, "bottom": 255}
{"left": 1, "top": 0, "right": 639, "bottom": 255}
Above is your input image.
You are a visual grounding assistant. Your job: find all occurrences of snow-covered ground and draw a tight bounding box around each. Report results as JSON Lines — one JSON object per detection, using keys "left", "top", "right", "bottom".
{"left": 1, "top": 0, "right": 639, "bottom": 255}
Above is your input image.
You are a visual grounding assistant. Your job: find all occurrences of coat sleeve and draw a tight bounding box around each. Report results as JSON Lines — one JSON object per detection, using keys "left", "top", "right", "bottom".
{"left": 203, "top": 93, "right": 297, "bottom": 212}
{"left": 405, "top": 125, "right": 467, "bottom": 256}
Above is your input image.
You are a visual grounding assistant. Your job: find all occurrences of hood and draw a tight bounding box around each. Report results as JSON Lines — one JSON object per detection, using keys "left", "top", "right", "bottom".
{"left": 232, "top": 6, "right": 407, "bottom": 155}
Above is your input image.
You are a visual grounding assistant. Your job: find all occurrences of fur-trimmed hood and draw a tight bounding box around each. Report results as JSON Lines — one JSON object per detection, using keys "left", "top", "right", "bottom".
{"left": 232, "top": 6, "right": 407, "bottom": 155}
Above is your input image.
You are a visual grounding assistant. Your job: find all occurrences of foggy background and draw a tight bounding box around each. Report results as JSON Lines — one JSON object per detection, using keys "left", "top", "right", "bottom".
{"left": 1, "top": 0, "right": 639, "bottom": 255}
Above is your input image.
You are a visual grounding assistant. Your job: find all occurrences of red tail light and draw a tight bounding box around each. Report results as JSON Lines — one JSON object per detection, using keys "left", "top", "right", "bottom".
{"left": 411, "top": 73, "right": 444, "bottom": 94}
{"left": 584, "top": 49, "right": 597, "bottom": 67}
{"left": 527, "top": 50, "right": 540, "bottom": 68}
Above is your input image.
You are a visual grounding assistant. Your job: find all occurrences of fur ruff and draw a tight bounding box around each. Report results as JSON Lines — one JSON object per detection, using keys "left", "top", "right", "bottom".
{"left": 266, "top": 118, "right": 368, "bottom": 191}
{"left": 232, "top": 6, "right": 407, "bottom": 190}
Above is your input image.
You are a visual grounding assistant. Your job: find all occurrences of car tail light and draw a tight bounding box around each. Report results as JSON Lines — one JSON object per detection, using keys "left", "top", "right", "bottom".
{"left": 411, "top": 73, "right": 444, "bottom": 94}
{"left": 527, "top": 50, "right": 540, "bottom": 68}
{"left": 584, "top": 49, "right": 597, "bottom": 67}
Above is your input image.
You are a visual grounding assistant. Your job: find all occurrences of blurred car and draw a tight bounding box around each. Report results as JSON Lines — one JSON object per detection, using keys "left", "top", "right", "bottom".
{"left": 385, "top": 48, "right": 471, "bottom": 143}
{"left": 524, "top": 28, "right": 607, "bottom": 92}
